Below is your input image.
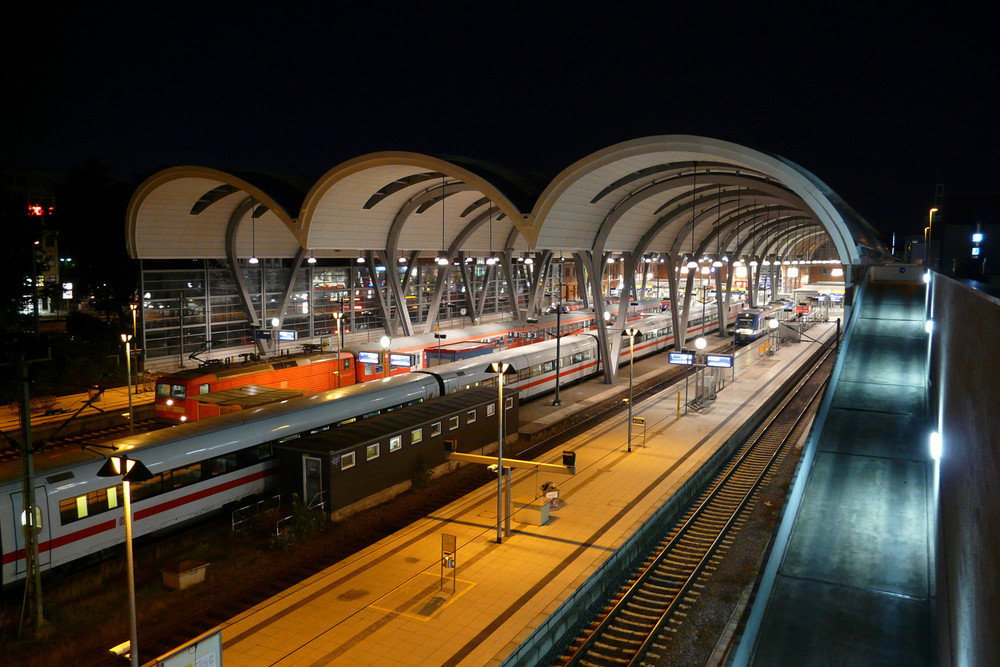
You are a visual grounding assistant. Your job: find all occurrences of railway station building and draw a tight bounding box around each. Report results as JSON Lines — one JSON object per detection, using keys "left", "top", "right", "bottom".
{"left": 126, "top": 135, "right": 886, "bottom": 379}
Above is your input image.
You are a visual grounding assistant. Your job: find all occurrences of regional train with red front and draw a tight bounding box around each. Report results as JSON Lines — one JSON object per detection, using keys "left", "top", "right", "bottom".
{"left": 1, "top": 298, "right": 741, "bottom": 587}
{"left": 153, "top": 299, "right": 666, "bottom": 424}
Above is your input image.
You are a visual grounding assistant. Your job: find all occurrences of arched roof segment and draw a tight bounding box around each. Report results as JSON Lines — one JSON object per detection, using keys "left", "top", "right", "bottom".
{"left": 126, "top": 166, "right": 302, "bottom": 260}
{"left": 298, "top": 152, "right": 534, "bottom": 258}
{"left": 529, "top": 136, "right": 886, "bottom": 264}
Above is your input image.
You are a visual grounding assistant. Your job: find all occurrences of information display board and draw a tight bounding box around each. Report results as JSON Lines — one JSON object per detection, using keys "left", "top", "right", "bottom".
{"left": 389, "top": 353, "right": 412, "bottom": 368}
{"left": 668, "top": 351, "right": 695, "bottom": 365}
{"left": 706, "top": 354, "right": 734, "bottom": 368}
{"left": 357, "top": 351, "right": 380, "bottom": 364}
{"left": 278, "top": 330, "right": 296, "bottom": 341}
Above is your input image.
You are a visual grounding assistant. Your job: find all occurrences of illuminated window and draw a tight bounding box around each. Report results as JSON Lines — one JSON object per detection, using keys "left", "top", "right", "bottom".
{"left": 341, "top": 451, "right": 355, "bottom": 470}
{"left": 389, "top": 435, "right": 402, "bottom": 452}
{"left": 972, "top": 247, "right": 981, "bottom": 257}
{"left": 431, "top": 422, "right": 442, "bottom": 437}
{"left": 366, "top": 443, "right": 380, "bottom": 460}
{"left": 487, "top": 403, "right": 495, "bottom": 417}
{"left": 467, "top": 410, "right": 477, "bottom": 424}
{"left": 411, "top": 428, "right": 422, "bottom": 443}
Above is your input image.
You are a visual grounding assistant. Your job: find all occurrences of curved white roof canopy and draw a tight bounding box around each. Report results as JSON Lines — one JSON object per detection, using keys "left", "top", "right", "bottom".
{"left": 126, "top": 139, "right": 885, "bottom": 265}
{"left": 528, "top": 136, "right": 884, "bottom": 265}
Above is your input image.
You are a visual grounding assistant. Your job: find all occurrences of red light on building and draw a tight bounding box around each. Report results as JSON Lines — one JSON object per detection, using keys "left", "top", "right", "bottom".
{"left": 28, "top": 204, "right": 44, "bottom": 216}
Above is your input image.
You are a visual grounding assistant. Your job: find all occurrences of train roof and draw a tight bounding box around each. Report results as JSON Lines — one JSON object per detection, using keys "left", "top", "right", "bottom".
{"left": 275, "top": 386, "right": 505, "bottom": 456}
{"left": 158, "top": 351, "right": 343, "bottom": 381}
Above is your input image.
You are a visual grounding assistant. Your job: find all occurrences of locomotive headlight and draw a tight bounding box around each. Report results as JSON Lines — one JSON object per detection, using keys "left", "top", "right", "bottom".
{"left": 180, "top": 415, "right": 187, "bottom": 422}
{"left": 166, "top": 399, "right": 173, "bottom": 406}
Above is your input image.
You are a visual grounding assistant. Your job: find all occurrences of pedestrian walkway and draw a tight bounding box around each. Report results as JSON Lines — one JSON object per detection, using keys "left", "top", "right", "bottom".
{"left": 193, "top": 324, "right": 836, "bottom": 667}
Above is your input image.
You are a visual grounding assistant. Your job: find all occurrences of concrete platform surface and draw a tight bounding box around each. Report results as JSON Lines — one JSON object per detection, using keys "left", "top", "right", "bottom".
{"left": 184, "top": 325, "right": 836, "bottom": 667}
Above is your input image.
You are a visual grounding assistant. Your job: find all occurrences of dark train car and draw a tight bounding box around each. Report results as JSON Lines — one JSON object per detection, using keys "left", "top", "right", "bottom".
{"left": 274, "top": 386, "right": 519, "bottom": 521}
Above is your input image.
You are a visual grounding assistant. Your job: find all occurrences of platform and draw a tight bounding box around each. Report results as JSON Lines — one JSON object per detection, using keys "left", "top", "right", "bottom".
{"left": 183, "top": 324, "right": 837, "bottom": 667}
{"left": 734, "top": 282, "right": 934, "bottom": 666}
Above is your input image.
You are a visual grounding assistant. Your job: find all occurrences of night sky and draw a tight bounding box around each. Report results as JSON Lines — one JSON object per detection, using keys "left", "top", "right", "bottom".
{"left": 6, "top": 4, "right": 998, "bottom": 243}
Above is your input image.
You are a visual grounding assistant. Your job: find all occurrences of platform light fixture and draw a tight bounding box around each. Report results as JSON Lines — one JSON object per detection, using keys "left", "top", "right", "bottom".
{"left": 485, "top": 361, "right": 518, "bottom": 543}
{"left": 97, "top": 455, "right": 154, "bottom": 667}
{"left": 622, "top": 328, "right": 642, "bottom": 453}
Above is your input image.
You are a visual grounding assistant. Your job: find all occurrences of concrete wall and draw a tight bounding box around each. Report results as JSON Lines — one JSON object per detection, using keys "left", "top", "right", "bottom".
{"left": 930, "top": 274, "right": 1000, "bottom": 667}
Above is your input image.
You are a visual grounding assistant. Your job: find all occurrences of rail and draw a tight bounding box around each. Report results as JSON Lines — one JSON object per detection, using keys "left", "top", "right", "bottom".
{"left": 557, "top": 342, "right": 835, "bottom": 666}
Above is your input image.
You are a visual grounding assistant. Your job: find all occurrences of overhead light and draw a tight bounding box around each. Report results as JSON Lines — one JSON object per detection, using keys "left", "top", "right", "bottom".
{"left": 356, "top": 256, "right": 365, "bottom": 264}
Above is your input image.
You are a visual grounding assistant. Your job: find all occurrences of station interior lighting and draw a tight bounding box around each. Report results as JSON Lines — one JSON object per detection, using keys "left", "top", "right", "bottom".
{"left": 925, "top": 319, "right": 934, "bottom": 334}
{"left": 694, "top": 336, "right": 707, "bottom": 350}
{"left": 923, "top": 271, "right": 931, "bottom": 283}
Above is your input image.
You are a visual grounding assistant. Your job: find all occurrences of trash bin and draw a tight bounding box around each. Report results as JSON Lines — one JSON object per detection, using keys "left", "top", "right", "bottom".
{"left": 544, "top": 485, "right": 560, "bottom": 510}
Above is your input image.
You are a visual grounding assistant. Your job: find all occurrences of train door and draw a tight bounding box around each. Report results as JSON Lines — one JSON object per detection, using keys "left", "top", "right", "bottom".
{"left": 10, "top": 486, "right": 51, "bottom": 574}
{"left": 302, "top": 457, "right": 324, "bottom": 509}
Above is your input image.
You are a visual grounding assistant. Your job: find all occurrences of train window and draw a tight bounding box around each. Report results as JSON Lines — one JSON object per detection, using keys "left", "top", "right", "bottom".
{"left": 542, "top": 361, "right": 554, "bottom": 373}
{"left": 171, "top": 463, "right": 202, "bottom": 489}
{"left": 573, "top": 352, "right": 584, "bottom": 364}
{"left": 487, "top": 403, "right": 495, "bottom": 417}
{"left": 412, "top": 428, "right": 423, "bottom": 444}
{"left": 505, "top": 397, "right": 513, "bottom": 409}
{"left": 448, "top": 416, "right": 459, "bottom": 430}
{"left": 211, "top": 453, "right": 239, "bottom": 476}
{"left": 171, "top": 384, "right": 186, "bottom": 399}
{"left": 363, "top": 365, "right": 373, "bottom": 377}
{"left": 366, "top": 443, "right": 380, "bottom": 461}
{"left": 431, "top": 422, "right": 442, "bottom": 437}
{"left": 199, "top": 384, "right": 210, "bottom": 394}
{"left": 389, "top": 436, "right": 402, "bottom": 452}
{"left": 130, "top": 474, "right": 163, "bottom": 503}
{"left": 518, "top": 369, "right": 531, "bottom": 382}
{"left": 467, "top": 410, "right": 476, "bottom": 424}
{"left": 343, "top": 358, "right": 351, "bottom": 369}
{"left": 341, "top": 451, "right": 356, "bottom": 470}
{"left": 156, "top": 383, "right": 171, "bottom": 397}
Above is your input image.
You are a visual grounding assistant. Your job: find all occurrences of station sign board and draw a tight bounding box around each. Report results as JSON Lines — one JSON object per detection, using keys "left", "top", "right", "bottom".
{"left": 278, "top": 330, "right": 297, "bottom": 341}
{"left": 357, "top": 351, "right": 380, "bottom": 364}
{"left": 706, "top": 354, "right": 734, "bottom": 368}
{"left": 668, "top": 351, "right": 695, "bottom": 365}
{"left": 389, "top": 353, "right": 412, "bottom": 368}
{"left": 255, "top": 330, "right": 272, "bottom": 340}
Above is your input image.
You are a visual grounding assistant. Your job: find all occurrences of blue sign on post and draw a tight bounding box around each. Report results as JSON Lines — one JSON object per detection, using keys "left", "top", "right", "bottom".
{"left": 358, "top": 351, "right": 380, "bottom": 364}
{"left": 389, "top": 353, "right": 412, "bottom": 368}
{"left": 668, "top": 351, "right": 695, "bottom": 365}
{"left": 706, "top": 354, "right": 734, "bottom": 368}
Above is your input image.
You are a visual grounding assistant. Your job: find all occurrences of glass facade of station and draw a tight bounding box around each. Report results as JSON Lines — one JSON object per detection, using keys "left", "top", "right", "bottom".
{"left": 139, "top": 258, "right": 549, "bottom": 364}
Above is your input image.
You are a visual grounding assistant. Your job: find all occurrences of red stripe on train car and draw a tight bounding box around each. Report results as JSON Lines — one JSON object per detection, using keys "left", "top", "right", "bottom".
{"left": 2, "top": 468, "right": 276, "bottom": 567}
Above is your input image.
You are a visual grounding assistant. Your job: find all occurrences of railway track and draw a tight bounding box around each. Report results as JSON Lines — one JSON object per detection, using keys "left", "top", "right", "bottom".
{"left": 555, "top": 343, "right": 835, "bottom": 667}
{"left": 0, "top": 419, "right": 162, "bottom": 462}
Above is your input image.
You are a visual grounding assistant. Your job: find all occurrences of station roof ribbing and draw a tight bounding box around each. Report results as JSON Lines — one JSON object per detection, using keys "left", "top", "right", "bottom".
{"left": 126, "top": 136, "right": 887, "bottom": 264}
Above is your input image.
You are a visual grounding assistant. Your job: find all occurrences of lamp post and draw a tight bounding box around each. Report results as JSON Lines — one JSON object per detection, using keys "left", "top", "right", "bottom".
{"left": 622, "top": 328, "right": 641, "bottom": 453}
{"left": 486, "top": 362, "right": 516, "bottom": 542}
{"left": 97, "top": 455, "right": 153, "bottom": 667}
{"left": 271, "top": 317, "right": 280, "bottom": 356}
{"left": 121, "top": 334, "right": 133, "bottom": 434}
{"left": 553, "top": 256, "right": 563, "bottom": 406}
{"left": 380, "top": 335, "right": 391, "bottom": 379}
{"left": 925, "top": 207, "right": 939, "bottom": 266}
{"left": 332, "top": 311, "right": 343, "bottom": 388}
{"left": 433, "top": 331, "right": 447, "bottom": 367}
